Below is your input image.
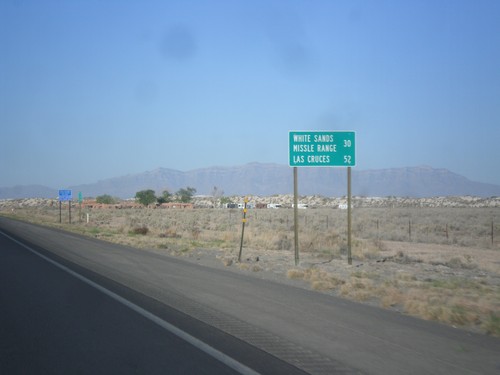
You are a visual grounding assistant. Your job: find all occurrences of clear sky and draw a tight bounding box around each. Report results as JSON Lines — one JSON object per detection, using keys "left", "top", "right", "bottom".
{"left": 1, "top": 0, "right": 499, "bottom": 188}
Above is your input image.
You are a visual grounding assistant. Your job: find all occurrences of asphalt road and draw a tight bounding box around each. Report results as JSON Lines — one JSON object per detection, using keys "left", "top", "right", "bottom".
{"left": 1, "top": 216, "right": 499, "bottom": 374}
{"left": 0, "top": 228, "right": 250, "bottom": 374}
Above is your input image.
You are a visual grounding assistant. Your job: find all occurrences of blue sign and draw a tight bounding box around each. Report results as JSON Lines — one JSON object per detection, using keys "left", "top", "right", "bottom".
{"left": 59, "top": 189, "right": 73, "bottom": 201}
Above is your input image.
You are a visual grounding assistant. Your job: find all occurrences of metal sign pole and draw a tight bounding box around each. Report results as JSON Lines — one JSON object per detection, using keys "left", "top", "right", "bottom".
{"left": 238, "top": 197, "right": 248, "bottom": 262}
{"left": 69, "top": 200, "right": 72, "bottom": 224}
{"left": 347, "top": 166, "right": 352, "bottom": 265}
{"left": 293, "top": 167, "right": 299, "bottom": 266}
{"left": 59, "top": 200, "right": 62, "bottom": 223}
{"left": 78, "top": 192, "right": 82, "bottom": 223}
{"left": 289, "top": 131, "right": 356, "bottom": 265}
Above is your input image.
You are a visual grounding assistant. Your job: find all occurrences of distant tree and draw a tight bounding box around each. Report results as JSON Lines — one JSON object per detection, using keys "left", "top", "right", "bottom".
{"left": 220, "top": 196, "right": 232, "bottom": 207}
{"left": 135, "top": 189, "right": 157, "bottom": 206}
{"left": 96, "top": 194, "right": 116, "bottom": 204}
{"left": 211, "top": 186, "right": 224, "bottom": 208}
{"left": 175, "top": 187, "right": 196, "bottom": 203}
{"left": 157, "top": 190, "right": 172, "bottom": 204}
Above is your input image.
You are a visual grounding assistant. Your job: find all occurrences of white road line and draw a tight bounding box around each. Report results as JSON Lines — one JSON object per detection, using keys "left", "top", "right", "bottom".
{"left": 0, "top": 230, "right": 260, "bottom": 375}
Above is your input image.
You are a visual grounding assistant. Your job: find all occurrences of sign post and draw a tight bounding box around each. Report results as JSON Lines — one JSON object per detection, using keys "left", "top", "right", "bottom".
{"left": 238, "top": 197, "right": 248, "bottom": 262}
{"left": 58, "top": 190, "right": 73, "bottom": 224}
{"left": 78, "top": 192, "right": 83, "bottom": 223}
{"left": 289, "top": 131, "right": 356, "bottom": 265}
{"left": 347, "top": 167, "right": 352, "bottom": 264}
{"left": 293, "top": 167, "right": 299, "bottom": 266}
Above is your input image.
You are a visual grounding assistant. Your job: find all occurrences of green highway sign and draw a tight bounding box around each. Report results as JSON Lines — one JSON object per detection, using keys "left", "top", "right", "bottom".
{"left": 289, "top": 131, "right": 356, "bottom": 167}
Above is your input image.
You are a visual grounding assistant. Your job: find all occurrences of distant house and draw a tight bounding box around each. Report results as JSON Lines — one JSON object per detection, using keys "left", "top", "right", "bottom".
{"left": 267, "top": 203, "right": 282, "bottom": 209}
{"left": 159, "top": 203, "right": 194, "bottom": 209}
{"left": 83, "top": 200, "right": 142, "bottom": 209}
{"left": 237, "top": 202, "right": 255, "bottom": 209}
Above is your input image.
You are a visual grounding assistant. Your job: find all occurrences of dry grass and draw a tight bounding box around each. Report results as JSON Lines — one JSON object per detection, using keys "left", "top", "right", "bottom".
{"left": 286, "top": 265, "right": 500, "bottom": 335}
{"left": 287, "top": 269, "right": 305, "bottom": 280}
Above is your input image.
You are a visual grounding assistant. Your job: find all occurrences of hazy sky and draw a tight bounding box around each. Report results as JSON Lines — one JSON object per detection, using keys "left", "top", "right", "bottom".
{"left": 1, "top": 0, "right": 499, "bottom": 188}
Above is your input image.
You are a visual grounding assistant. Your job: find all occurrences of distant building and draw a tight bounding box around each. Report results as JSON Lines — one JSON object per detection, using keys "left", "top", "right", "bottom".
{"left": 159, "top": 203, "right": 193, "bottom": 209}
{"left": 267, "top": 203, "right": 282, "bottom": 209}
{"left": 82, "top": 200, "right": 142, "bottom": 209}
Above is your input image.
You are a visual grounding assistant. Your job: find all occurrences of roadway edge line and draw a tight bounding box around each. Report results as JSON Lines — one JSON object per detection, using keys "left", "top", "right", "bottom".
{"left": 0, "top": 229, "right": 260, "bottom": 375}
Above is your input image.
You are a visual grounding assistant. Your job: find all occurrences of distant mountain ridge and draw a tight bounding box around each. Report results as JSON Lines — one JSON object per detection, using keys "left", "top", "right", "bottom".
{"left": 1, "top": 163, "right": 499, "bottom": 199}
{"left": 0, "top": 185, "right": 58, "bottom": 199}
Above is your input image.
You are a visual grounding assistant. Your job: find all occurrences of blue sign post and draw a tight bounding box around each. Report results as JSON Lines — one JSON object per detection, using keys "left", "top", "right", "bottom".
{"left": 58, "top": 189, "right": 72, "bottom": 223}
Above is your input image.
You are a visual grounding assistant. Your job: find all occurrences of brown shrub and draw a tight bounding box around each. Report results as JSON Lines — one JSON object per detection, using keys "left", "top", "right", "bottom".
{"left": 287, "top": 269, "right": 305, "bottom": 280}
{"left": 159, "top": 228, "right": 181, "bottom": 238}
{"left": 132, "top": 226, "right": 149, "bottom": 235}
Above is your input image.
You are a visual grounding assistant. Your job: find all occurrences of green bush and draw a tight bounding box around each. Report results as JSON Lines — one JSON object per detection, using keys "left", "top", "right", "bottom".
{"left": 96, "top": 194, "right": 117, "bottom": 204}
{"left": 135, "top": 190, "right": 157, "bottom": 206}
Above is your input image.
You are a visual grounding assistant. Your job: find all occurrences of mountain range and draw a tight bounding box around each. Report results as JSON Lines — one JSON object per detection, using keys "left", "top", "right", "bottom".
{"left": 1, "top": 163, "right": 500, "bottom": 199}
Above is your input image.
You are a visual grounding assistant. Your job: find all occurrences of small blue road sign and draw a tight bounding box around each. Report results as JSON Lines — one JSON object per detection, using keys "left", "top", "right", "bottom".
{"left": 59, "top": 189, "right": 73, "bottom": 201}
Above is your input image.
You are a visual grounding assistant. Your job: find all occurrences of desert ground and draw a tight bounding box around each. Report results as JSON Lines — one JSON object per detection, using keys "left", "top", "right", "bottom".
{"left": 1, "top": 196, "right": 499, "bottom": 337}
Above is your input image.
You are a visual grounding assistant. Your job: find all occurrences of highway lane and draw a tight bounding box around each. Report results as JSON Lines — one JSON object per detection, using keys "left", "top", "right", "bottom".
{"left": 0, "top": 229, "right": 248, "bottom": 374}
{"left": 1, "top": 216, "right": 500, "bottom": 374}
